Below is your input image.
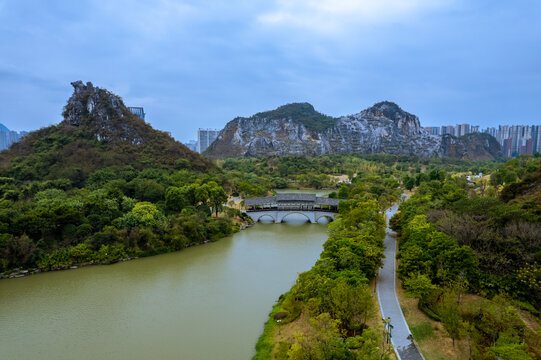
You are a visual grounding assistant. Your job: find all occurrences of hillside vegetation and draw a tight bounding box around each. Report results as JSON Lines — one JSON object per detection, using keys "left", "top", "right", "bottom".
{"left": 392, "top": 154, "right": 541, "bottom": 358}
{"left": 0, "top": 82, "right": 237, "bottom": 275}
{"left": 248, "top": 103, "right": 337, "bottom": 133}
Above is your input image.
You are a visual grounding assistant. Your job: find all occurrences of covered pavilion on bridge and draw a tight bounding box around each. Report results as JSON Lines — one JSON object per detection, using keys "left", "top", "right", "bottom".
{"left": 244, "top": 193, "right": 341, "bottom": 212}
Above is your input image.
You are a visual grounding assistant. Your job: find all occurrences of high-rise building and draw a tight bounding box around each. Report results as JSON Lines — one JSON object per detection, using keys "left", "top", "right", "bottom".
{"left": 417, "top": 122, "right": 541, "bottom": 157}
{"left": 183, "top": 140, "right": 198, "bottom": 152}
{"left": 503, "top": 138, "right": 513, "bottom": 158}
{"left": 532, "top": 125, "right": 541, "bottom": 153}
{"left": 424, "top": 126, "right": 440, "bottom": 135}
{"left": 498, "top": 125, "right": 510, "bottom": 144}
{"left": 128, "top": 107, "right": 145, "bottom": 120}
{"left": 484, "top": 127, "right": 497, "bottom": 138}
{"left": 0, "top": 124, "right": 27, "bottom": 150}
{"left": 526, "top": 138, "right": 534, "bottom": 155}
{"left": 197, "top": 128, "right": 220, "bottom": 153}
{"left": 456, "top": 124, "right": 470, "bottom": 137}
{"left": 442, "top": 126, "right": 455, "bottom": 136}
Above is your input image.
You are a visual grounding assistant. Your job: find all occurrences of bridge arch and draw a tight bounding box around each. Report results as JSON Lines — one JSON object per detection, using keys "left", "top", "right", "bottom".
{"left": 315, "top": 214, "right": 335, "bottom": 223}
{"left": 277, "top": 211, "right": 314, "bottom": 224}
{"left": 255, "top": 214, "right": 276, "bottom": 223}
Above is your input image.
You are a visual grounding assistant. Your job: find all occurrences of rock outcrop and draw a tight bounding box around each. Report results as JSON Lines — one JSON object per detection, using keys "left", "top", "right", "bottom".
{"left": 440, "top": 133, "right": 502, "bottom": 160}
{"left": 206, "top": 102, "right": 446, "bottom": 158}
{"left": 0, "top": 81, "right": 214, "bottom": 180}
{"left": 62, "top": 81, "right": 143, "bottom": 145}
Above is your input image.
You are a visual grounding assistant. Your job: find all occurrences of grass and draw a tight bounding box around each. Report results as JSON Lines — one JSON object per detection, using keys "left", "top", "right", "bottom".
{"left": 252, "top": 289, "right": 305, "bottom": 360}
{"left": 394, "top": 258, "right": 470, "bottom": 360}
{"left": 252, "top": 300, "right": 282, "bottom": 360}
{"left": 255, "top": 281, "right": 396, "bottom": 360}
{"left": 410, "top": 322, "right": 435, "bottom": 342}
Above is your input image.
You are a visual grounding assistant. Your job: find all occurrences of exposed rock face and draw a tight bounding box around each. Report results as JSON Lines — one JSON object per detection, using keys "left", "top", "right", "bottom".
{"left": 206, "top": 102, "right": 444, "bottom": 158}
{"left": 441, "top": 133, "right": 502, "bottom": 160}
{"left": 62, "top": 81, "right": 142, "bottom": 145}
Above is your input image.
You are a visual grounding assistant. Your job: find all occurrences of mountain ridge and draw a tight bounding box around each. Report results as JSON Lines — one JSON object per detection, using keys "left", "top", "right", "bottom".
{"left": 206, "top": 101, "right": 498, "bottom": 159}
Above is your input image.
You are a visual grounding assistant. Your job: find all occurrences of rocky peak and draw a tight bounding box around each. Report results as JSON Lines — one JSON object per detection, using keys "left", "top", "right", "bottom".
{"left": 441, "top": 132, "right": 501, "bottom": 160}
{"left": 248, "top": 102, "right": 337, "bottom": 133}
{"left": 61, "top": 80, "right": 142, "bottom": 145}
{"left": 265, "top": 102, "right": 315, "bottom": 117}
{"left": 63, "top": 81, "right": 124, "bottom": 127}
{"left": 360, "top": 101, "right": 422, "bottom": 136}
{"left": 206, "top": 101, "right": 445, "bottom": 158}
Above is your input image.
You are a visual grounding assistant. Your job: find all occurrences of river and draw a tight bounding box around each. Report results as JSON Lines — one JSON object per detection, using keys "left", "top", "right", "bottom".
{"left": 0, "top": 218, "right": 328, "bottom": 359}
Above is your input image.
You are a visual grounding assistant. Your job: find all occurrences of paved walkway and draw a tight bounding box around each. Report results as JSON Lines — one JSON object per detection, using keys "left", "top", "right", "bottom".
{"left": 377, "top": 198, "right": 424, "bottom": 360}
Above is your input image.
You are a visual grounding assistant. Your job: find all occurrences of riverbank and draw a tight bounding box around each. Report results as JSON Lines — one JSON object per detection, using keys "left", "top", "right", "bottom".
{"left": 1, "top": 216, "right": 252, "bottom": 280}
{"left": 252, "top": 199, "right": 391, "bottom": 359}
{"left": 0, "top": 216, "right": 328, "bottom": 360}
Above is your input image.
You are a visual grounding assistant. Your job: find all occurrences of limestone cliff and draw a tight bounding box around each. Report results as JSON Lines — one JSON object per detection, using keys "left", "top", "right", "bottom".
{"left": 205, "top": 102, "right": 445, "bottom": 158}
{"left": 62, "top": 81, "right": 144, "bottom": 145}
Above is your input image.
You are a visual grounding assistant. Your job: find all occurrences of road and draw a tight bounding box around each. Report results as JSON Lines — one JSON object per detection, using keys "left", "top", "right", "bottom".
{"left": 377, "top": 196, "right": 424, "bottom": 360}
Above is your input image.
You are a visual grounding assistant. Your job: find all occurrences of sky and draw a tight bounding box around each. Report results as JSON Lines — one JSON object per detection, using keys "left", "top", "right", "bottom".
{"left": 0, "top": 0, "right": 540, "bottom": 142}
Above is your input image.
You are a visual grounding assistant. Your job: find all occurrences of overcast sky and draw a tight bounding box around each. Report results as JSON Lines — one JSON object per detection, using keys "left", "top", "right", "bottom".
{"left": 0, "top": 0, "right": 540, "bottom": 142}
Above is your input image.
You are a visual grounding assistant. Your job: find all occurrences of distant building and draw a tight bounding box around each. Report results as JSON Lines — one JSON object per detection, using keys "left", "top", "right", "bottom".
{"left": 484, "top": 127, "right": 497, "bottom": 138}
{"left": 456, "top": 124, "right": 470, "bottom": 137}
{"left": 197, "top": 128, "right": 220, "bottom": 153}
{"left": 184, "top": 140, "right": 198, "bottom": 152}
{"left": 526, "top": 138, "right": 534, "bottom": 155}
{"left": 0, "top": 124, "right": 27, "bottom": 150}
{"left": 424, "top": 126, "right": 440, "bottom": 135}
{"left": 128, "top": 107, "right": 145, "bottom": 120}
{"left": 471, "top": 125, "right": 480, "bottom": 133}
{"left": 503, "top": 138, "right": 513, "bottom": 158}
{"left": 442, "top": 126, "right": 455, "bottom": 136}
{"left": 533, "top": 125, "right": 541, "bottom": 153}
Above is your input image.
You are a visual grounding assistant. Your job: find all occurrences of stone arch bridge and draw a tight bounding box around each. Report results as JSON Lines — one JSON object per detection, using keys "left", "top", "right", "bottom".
{"left": 243, "top": 193, "right": 342, "bottom": 224}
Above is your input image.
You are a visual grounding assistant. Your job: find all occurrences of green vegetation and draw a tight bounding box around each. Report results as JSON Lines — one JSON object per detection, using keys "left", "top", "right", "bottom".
{"left": 0, "top": 164, "right": 247, "bottom": 274}
{"left": 2, "top": 115, "right": 540, "bottom": 359}
{"left": 251, "top": 161, "right": 404, "bottom": 360}
{"left": 0, "top": 90, "right": 240, "bottom": 275}
{"left": 392, "top": 154, "right": 541, "bottom": 358}
{"left": 248, "top": 103, "right": 337, "bottom": 133}
{"left": 409, "top": 322, "right": 436, "bottom": 342}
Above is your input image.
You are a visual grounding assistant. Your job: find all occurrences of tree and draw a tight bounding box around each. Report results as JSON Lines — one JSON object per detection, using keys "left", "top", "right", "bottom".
{"left": 403, "top": 272, "right": 437, "bottom": 301}
{"left": 207, "top": 181, "right": 228, "bottom": 216}
{"left": 118, "top": 202, "right": 166, "bottom": 230}
{"left": 404, "top": 176, "right": 415, "bottom": 191}
{"left": 488, "top": 329, "right": 535, "bottom": 360}
{"left": 439, "top": 291, "right": 462, "bottom": 351}
{"left": 165, "top": 186, "right": 186, "bottom": 212}
{"left": 330, "top": 280, "right": 375, "bottom": 335}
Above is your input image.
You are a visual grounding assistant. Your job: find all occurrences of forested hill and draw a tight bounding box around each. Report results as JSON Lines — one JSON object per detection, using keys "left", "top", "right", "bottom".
{"left": 0, "top": 81, "right": 214, "bottom": 183}
{"left": 392, "top": 156, "right": 541, "bottom": 358}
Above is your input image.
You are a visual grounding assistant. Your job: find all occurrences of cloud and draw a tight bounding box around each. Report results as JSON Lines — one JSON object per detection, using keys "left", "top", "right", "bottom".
{"left": 257, "top": 0, "right": 454, "bottom": 35}
{"left": 99, "top": 0, "right": 196, "bottom": 39}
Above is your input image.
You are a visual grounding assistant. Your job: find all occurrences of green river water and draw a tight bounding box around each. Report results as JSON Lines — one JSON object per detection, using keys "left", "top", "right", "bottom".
{"left": 0, "top": 217, "right": 328, "bottom": 359}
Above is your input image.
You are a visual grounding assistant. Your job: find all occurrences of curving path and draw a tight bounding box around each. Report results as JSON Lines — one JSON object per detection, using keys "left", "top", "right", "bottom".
{"left": 377, "top": 196, "right": 424, "bottom": 360}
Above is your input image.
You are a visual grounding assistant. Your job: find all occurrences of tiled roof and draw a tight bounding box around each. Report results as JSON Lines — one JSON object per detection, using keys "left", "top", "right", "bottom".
{"left": 244, "top": 193, "right": 342, "bottom": 206}
{"left": 244, "top": 196, "right": 276, "bottom": 206}
{"left": 315, "top": 198, "right": 341, "bottom": 206}
{"left": 275, "top": 193, "right": 317, "bottom": 202}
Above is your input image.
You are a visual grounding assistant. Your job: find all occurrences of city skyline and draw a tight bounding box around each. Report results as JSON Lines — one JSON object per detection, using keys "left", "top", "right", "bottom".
{"left": 424, "top": 123, "right": 541, "bottom": 157}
